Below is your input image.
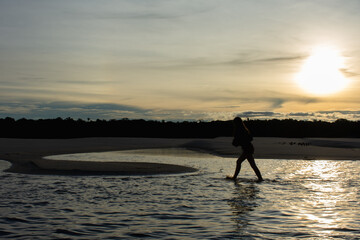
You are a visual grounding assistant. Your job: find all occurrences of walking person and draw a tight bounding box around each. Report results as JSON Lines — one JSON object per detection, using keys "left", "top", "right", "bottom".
{"left": 227, "top": 117, "right": 263, "bottom": 182}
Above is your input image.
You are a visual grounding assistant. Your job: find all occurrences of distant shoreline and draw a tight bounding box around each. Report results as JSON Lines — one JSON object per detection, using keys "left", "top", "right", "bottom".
{"left": 0, "top": 137, "right": 359, "bottom": 175}
{"left": 2, "top": 117, "right": 360, "bottom": 138}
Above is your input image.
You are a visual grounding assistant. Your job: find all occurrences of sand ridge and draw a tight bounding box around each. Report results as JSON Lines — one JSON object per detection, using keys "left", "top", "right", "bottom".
{"left": 0, "top": 137, "right": 359, "bottom": 174}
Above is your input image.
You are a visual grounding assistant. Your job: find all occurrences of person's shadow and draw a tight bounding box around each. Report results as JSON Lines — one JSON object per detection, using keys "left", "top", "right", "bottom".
{"left": 228, "top": 182, "right": 260, "bottom": 235}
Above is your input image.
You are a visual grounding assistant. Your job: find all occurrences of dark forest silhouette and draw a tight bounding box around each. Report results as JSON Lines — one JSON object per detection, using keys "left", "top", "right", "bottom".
{"left": 0, "top": 117, "right": 359, "bottom": 139}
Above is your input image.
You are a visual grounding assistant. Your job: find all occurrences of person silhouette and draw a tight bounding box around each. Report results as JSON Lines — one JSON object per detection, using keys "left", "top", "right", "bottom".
{"left": 227, "top": 117, "right": 263, "bottom": 182}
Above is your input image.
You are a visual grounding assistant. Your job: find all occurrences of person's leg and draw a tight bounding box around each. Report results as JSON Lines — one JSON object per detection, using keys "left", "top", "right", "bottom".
{"left": 232, "top": 153, "right": 247, "bottom": 180}
{"left": 247, "top": 155, "right": 263, "bottom": 181}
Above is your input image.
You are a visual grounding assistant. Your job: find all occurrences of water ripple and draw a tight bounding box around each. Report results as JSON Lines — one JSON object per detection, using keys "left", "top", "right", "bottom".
{"left": 0, "top": 152, "right": 359, "bottom": 239}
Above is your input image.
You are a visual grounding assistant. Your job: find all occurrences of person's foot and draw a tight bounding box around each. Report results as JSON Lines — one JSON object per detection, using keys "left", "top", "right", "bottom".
{"left": 226, "top": 175, "right": 236, "bottom": 180}
{"left": 257, "top": 178, "right": 264, "bottom": 183}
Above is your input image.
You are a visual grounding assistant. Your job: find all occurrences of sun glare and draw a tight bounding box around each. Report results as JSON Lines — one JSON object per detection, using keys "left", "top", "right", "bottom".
{"left": 295, "top": 46, "right": 349, "bottom": 95}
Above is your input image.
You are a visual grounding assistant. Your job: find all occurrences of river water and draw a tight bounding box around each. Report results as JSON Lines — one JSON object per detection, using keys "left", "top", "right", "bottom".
{"left": 0, "top": 149, "right": 359, "bottom": 239}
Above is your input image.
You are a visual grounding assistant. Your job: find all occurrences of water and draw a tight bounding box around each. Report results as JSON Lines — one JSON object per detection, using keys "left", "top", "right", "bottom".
{"left": 1, "top": 149, "right": 359, "bottom": 239}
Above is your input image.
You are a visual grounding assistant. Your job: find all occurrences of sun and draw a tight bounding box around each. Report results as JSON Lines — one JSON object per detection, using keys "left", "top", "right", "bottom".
{"left": 294, "top": 46, "right": 349, "bottom": 95}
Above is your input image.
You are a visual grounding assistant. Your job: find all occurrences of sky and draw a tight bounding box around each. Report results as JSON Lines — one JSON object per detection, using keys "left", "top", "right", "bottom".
{"left": 0, "top": 0, "right": 359, "bottom": 121}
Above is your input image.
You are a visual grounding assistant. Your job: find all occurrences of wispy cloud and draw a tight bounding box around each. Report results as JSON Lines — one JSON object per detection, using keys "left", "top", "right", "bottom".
{"left": 238, "top": 111, "right": 278, "bottom": 118}
{"left": 192, "top": 90, "right": 319, "bottom": 109}
{"left": 288, "top": 112, "right": 315, "bottom": 117}
{"left": 226, "top": 55, "right": 306, "bottom": 66}
{"left": 2, "top": 100, "right": 360, "bottom": 122}
{"left": 340, "top": 68, "right": 359, "bottom": 78}
{"left": 208, "top": 110, "right": 360, "bottom": 122}
{"left": 0, "top": 101, "right": 148, "bottom": 120}
{"left": 95, "top": 11, "right": 185, "bottom": 20}
{"left": 74, "top": 1, "right": 214, "bottom": 21}
{"left": 154, "top": 52, "right": 306, "bottom": 69}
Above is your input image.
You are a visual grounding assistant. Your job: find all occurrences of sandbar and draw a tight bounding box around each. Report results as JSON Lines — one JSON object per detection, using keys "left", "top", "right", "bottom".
{"left": 0, "top": 137, "right": 359, "bottom": 175}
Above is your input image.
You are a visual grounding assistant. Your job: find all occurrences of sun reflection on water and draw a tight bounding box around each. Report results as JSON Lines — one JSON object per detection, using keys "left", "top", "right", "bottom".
{"left": 292, "top": 160, "right": 354, "bottom": 234}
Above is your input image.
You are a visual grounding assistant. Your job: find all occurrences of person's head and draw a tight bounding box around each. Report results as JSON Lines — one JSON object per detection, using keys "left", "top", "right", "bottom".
{"left": 233, "top": 117, "right": 249, "bottom": 132}
{"left": 233, "top": 117, "right": 243, "bottom": 126}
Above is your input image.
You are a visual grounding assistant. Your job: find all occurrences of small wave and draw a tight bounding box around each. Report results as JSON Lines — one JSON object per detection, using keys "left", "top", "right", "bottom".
{"left": 0, "top": 230, "right": 13, "bottom": 236}
{"left": 55, "top": 228, "right": 87, "bottom": 236}
{"left": 146, "top": 213, "right": 201, "bottom": 220}
{"left": 126, "top": 233, "right": 151, "bottom": 238}
{"left": 3, "top": 217, "right": 30, "bottom": 223}
{"left": 32, "top": 201, "right": 49, "bottom": 206}
{"left": 328, "top": 227, "right": 360, "bottom": 233}
{"left": 60, "top": 208, "right": 75, "bottom": 213}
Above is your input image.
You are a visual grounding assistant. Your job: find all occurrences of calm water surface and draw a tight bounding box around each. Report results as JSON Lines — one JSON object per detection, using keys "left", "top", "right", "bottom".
{"left": 0, "top": 149, "right": 359, "bottom": 239}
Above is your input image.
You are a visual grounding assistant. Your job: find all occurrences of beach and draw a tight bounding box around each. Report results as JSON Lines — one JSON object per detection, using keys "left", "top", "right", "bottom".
{"left": 1, "top": 137, "right": 360, "bottom": 239}
{"left": 1, "top": 139, "right": 359, "bottom": 239}
{"left": 0, "top": 137, "right": 359, "bottom": 174}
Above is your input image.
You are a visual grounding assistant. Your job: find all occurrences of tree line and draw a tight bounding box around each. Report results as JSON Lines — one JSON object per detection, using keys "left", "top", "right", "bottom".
{"left": 0, "top": 117, "right": 359, "bottom": 139}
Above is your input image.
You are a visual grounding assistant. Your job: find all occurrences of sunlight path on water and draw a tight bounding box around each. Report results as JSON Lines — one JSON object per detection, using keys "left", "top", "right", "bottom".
{"left": 0, "top": 149, "right": 359, "bottom": 239}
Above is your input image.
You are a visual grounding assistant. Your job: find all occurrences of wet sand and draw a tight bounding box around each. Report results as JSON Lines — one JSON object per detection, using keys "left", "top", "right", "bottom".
{"left": 0, "top": 137, "right": 359, "bottom": 174}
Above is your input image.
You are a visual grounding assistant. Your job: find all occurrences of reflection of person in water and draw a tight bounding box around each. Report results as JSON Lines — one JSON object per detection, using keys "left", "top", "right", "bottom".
{"left": 227, "top": 117, "right": 263, "bottom": 182}
{"left": 228, "top": 183, "right": 259, "bottom": 230}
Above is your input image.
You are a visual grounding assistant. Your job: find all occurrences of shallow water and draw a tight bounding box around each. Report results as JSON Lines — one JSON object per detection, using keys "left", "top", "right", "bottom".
{"left": 1, "top": 149, "right": 359, "bottom": 239}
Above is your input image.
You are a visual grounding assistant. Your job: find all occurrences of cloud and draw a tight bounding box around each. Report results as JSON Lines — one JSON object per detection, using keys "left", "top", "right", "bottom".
{"left": 264, "top": 95, "right": 319, "bottom": 109}
{"left": 0, "top": 101, "right": 218, "bottom": 121}
{"left": 288, "top": 112, "right": 315, "bottom": 117}
{"left": 226, "top": 55, "right": 305, "bottom": 66}
{"left": 340, "top": 68, "right": 359, "bottom": 78}
{"left": 74, "top": 1, "right": 214, "bottom": 22}
{"left": 155, "top": 52, "right": 306, "bottom": 69}
{"left": 290, "top": 111, "right": 360, "bottom": 121}
{"left": 316, "top": 110, "right": 360, "bottom": 121}
{"left": 238, "top": 111, "right": 279, "bottom": 118}
{"left": 96, "top": 12, "right": 184, "bottom": 20}
{"left": 209, "top": 110, "right": 360, "bottom": 122}
{"left": 207, "top": 92, "right": 319, "bottom": 110}
{"left": 265, "top": 98, "right": 286, "bottom": 109}
{"left": 1, "top": 100, "right": 360, "bottom": 122}
{"left": 0, "top": 101, "right": 149, "bottom": 120}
